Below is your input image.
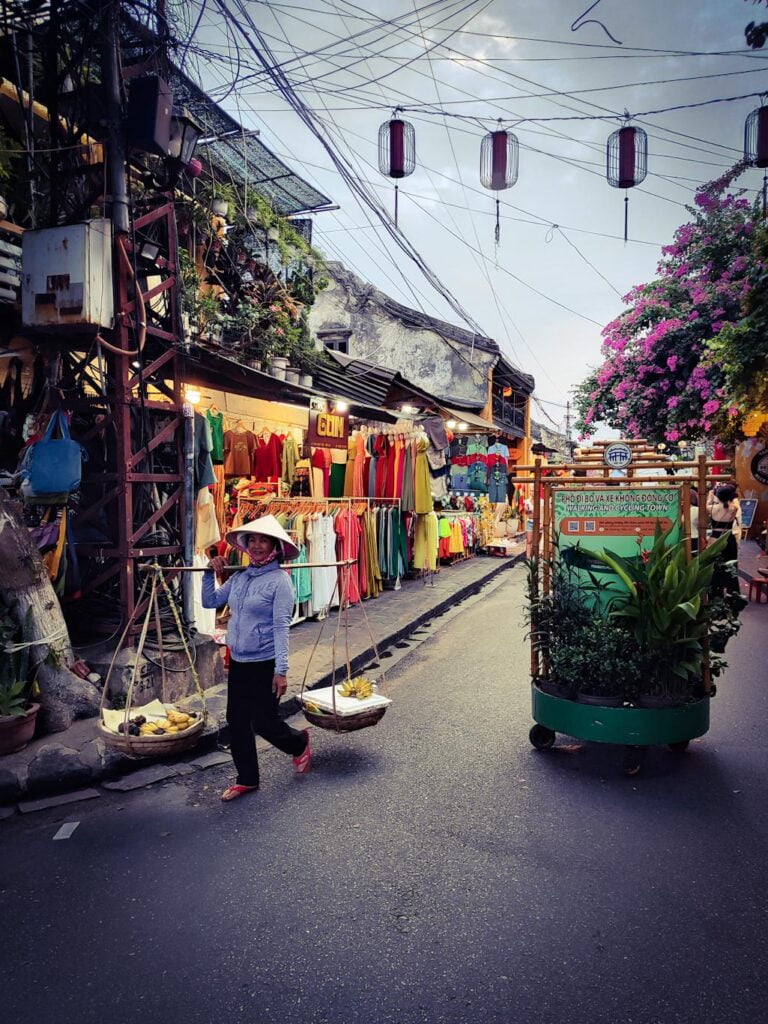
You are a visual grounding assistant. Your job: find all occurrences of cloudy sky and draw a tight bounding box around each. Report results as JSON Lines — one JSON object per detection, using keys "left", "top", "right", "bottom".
{"left": 177, "top": 0, "right": 768, "bottom": 433}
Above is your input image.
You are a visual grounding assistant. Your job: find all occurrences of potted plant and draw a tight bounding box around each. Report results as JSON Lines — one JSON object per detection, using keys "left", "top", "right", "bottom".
{"left": 590, "top": 527, "right": 737, "bottom": 707}
{"left": 0, "top": 603, "right": 40, "bottom": 756}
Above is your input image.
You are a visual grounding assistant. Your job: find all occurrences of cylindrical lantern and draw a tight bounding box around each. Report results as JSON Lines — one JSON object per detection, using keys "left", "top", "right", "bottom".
{"left": 744, "top": 107, "right": 768, "bottom": 168}
{"left": 480, "top": 129, "right": 519, "bottom": 243}
{"left": 378, "top": 114, "right": 415, "bottom": 226}
{"left": 606, "top": 125, "right": 648, "bottom": 241}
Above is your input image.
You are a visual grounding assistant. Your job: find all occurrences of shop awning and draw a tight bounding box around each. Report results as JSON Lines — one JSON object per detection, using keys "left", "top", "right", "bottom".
{"left": 440, "top": 406, "right": 499, "bottom": 433}
{"left": 312, "top": 351, "right": 444, "bottom": 418}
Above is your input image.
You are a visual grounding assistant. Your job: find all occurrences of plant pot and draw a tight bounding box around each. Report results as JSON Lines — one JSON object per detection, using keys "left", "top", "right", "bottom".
{"left": 247, "top": 357, "right": 263, "bottom": 371}
{"left": 0, "top": 703, "right": 40, "bottom": 755}
{"left": 285, "top": 367, "right": 300, "bottom": 385}
{"left": 270, "top": 366, "right": 287, "bottom": 381}
{"left": 211, "top": 198, "right": 229, "bottom": 217}
{"left": 634, "top": 694, "right": 685, "bottom": 709}
{"left": 268, "top": 355, "right": 289, "bottom": 370}
{"left": 267, "top": 225, "right": 280, "bottom": 242}
{"left": 577, "top": 692, "right": 625, "bottom": 707}
{"left": 300, "top": 373, "right": 313, "bottom": 388}
{"left": 536, "top": 679, "right": 575, "bottom": 701}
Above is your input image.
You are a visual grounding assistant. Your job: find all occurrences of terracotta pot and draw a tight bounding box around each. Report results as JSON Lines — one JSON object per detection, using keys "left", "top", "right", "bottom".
{"left": 0, "top": 702, "right": 40, "bottom": 755}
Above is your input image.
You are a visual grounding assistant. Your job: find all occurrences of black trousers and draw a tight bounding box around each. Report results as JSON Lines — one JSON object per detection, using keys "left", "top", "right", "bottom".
{"left": 227, "top": 658, "right": 307, "bottom": 787}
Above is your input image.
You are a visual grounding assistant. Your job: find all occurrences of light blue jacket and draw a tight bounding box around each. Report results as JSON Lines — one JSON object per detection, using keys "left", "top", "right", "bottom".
{"left": 202, "top": 562, "right": 295, "bottom": 674}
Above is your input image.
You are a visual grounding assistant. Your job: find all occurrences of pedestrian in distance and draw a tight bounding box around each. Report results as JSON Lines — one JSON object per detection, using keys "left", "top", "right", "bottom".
{"left": 706, "top": 483, "right": 742, "bottom": 597}
{"left": 203, "top": 515, "right": 311, "bottom": 802}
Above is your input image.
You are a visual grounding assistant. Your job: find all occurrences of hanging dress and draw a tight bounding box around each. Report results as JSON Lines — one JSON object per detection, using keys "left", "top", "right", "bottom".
{"left": 414, "top": 438, "right": 432, "bottom": 514}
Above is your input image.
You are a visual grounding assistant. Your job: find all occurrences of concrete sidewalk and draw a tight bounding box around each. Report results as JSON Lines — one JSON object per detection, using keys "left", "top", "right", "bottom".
{"left": 0, "top": 547, "right": 524, "bottom": 809}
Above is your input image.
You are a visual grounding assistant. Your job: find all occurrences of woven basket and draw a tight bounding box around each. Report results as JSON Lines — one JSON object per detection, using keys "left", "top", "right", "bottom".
{"left": 302, "top": 704, "right": 388, "bottom": 733}
{"left": 98, "top": 716, "right": 205, "bottom": 759}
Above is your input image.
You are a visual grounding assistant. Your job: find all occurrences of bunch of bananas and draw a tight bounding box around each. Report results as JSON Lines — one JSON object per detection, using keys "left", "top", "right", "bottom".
{"left": 136, "top": 709, "right": 198, "bottom": 737}
{"left": 337, "top": 676, "right": 375, "bottom": 701}
{"left": 302, "top": 700, "right": 329, "bottom": 716}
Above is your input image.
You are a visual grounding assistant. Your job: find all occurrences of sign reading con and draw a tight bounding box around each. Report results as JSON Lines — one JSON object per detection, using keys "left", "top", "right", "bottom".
{"left": 308, "top": 396, "right": 349, "bottom": 449}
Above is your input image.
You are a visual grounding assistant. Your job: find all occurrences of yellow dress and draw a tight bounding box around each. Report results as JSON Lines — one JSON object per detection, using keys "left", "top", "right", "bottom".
{"left": 414, "top": 438, "right": 432, "bottom": 514}
{"left": 413, "top": 512, "right": 438, "bottom": 571}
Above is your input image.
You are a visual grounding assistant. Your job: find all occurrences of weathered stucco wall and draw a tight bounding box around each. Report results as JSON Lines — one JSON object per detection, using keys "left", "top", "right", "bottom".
{"left": 310, "top": 267, "right": 496, "bottom": 407}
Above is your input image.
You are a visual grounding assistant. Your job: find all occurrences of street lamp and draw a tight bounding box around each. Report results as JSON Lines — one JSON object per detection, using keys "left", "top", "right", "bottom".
{"left": 166, "top": 108, "right": 203, "bottom": 185}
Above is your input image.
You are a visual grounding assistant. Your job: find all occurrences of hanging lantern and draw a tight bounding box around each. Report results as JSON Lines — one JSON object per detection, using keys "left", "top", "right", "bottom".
{"left": 744, "top": 107, "right": 768, "bottom": 167}
{"left": 745, "top": 106, "right": 768, "bottom": 218}
{"left": 480, "top": 128, "right": 519, "bottom": 244}
{"left": 378, "top": 112, "right": 415, "bottom": 227}
{"left": 606, "top": 125, "right": 648, "bottom": 242}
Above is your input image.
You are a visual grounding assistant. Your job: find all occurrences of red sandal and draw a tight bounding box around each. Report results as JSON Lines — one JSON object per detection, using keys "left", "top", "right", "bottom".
{"left": 220, "top": 784, "right": 258, "bottom": 801}
{"left": 293, "top": 730, "right": 311, "bottom": 775}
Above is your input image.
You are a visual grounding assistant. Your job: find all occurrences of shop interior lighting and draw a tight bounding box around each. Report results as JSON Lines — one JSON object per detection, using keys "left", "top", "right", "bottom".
{"left": 401, "top": 404, "right": 416, "bottom": 415}
{"left": 186, "top": 387, "right": 201, "bottom": 405}
{"left": 334, "top": 400, "right": 349, "bottom": 412}
{"left": 458, "top": 422, "right": 468, "bottom": 431}
{"left": 131, "top": 360, "right": 141, "bottom": 369}
{"left": 446, "top": 419, "right": 457, "bottom": 429}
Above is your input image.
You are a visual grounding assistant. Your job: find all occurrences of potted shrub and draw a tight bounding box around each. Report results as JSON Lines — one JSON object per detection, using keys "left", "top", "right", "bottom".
{"left": 590, "top": 527, "right": 738, "bottom": 706}
{"left": 0, "top": 603, "right": 40, "bottom": 756}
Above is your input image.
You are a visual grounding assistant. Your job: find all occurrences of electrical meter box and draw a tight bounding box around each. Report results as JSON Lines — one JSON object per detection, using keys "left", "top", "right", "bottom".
{"left": 22, "top": 219, "right": 114, "bottom": 330}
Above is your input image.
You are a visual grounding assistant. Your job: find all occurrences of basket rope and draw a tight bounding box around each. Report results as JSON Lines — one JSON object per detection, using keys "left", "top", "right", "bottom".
{"left": 98, "top": 566, "right": 206, "bottom": 754}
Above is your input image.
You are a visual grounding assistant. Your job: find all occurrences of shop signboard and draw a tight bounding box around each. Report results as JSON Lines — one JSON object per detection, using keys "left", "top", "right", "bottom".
{"left": 553, "top": 487, "right": 681, "bottom": 608}
{"left": 307, "top": 396, "right": 349, "bottom": 449}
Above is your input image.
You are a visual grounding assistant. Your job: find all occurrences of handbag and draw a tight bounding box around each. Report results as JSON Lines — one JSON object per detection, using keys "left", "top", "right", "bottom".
{"left": 18, "top": 410, "right": 82, "bottom": 499}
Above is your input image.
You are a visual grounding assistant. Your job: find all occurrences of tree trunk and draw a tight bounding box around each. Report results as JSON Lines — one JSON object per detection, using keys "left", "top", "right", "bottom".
{"left": 0, "top": 488, "right": 100, "bottom": 733}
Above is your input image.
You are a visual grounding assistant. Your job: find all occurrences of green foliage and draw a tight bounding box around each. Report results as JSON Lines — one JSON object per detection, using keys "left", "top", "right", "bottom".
{"left": 525, "top": 525, "right": 744, "bottom": 704}
{"left": 0, "top": 600, "right": 33, "bottom": 718}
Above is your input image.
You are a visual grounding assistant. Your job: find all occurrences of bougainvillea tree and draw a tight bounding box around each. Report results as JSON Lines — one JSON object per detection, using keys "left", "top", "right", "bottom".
{"left": 575, "top": 163, "right": 768, "bottom": 444}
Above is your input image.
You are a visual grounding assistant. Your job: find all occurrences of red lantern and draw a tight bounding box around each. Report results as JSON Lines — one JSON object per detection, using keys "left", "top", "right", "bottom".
{"left": 378, "top": 113, "right": 415, "bottom": 226}
{"left": 480, "top": 128, "right": 519, "bottom": 243}
{"left": 606, "top": 125, "right": 648, "bottom": 241}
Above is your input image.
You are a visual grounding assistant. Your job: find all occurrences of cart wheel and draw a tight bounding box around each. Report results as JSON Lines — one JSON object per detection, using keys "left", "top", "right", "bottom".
{"left": 668, "top": 740, "right": 690, "bottom": 753}
{"left": 623, "top": 745, "right": 645, "bottom": 776}
{"left": 529, "top": 725, "right": 556, "bottom": 751}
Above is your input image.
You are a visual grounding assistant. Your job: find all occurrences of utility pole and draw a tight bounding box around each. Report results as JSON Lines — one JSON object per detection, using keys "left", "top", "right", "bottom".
{"left": 100, "top": 0, "right": 130, "bottom": 234}
{"left": 565, "top": 400, "right": 572, "bottom": 442}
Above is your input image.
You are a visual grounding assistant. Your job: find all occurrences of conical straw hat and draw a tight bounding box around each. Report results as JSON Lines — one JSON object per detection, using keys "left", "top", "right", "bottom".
{"left": 225, "top": 514, "right": 300, "bottom": 561}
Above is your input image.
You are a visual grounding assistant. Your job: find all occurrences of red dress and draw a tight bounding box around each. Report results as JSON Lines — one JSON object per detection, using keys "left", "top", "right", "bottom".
{"left": 335, "top": 508, "right": 361, "bottom": 605}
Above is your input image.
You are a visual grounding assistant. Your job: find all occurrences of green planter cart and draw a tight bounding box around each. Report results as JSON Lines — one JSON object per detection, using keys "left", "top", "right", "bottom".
{"left": 517, "top": 444, "right": 734, "bottom": 775}
{"left": 529, "top": 685, "right": 710, "bottom": 769}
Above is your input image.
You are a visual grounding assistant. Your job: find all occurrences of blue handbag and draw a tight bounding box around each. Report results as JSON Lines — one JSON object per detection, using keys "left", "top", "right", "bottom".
{"left": 19, "top": 410, "right": 82, "bottom": 499}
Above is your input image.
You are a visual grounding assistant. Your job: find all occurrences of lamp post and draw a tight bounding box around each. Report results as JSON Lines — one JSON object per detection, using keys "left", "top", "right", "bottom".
{"left": 166, "top": 108, "right": 203, "bottom": 185}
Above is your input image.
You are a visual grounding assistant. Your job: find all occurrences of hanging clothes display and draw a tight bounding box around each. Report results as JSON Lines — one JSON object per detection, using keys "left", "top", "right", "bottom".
{"left": 223, "top": 428, "right": 256, "bottom": 477}
{"left": 466, "top": 434, "right": 490, "bottom": 494}
{"left": 253, "top": 430, "right": 282, "bottom": 480}
{"left": 205, "top": 407, "right": 224, "bottom": 464}
{"left": 414, "top": 438, "right": 432, "bottom": 514}
{"left": 281, "top": 434, "right": 300, "bottom": 485}
{"left": 487, "top": 439, "right": 510, "bottom": 504}
{"left": 329, "top": 447, "right": 347, "bottom": 498}
{"left": 194, "top": 412, "right": 216, "bottom": 489}
{"left": 413, "top": 512, "right": 438, "bottom": 571}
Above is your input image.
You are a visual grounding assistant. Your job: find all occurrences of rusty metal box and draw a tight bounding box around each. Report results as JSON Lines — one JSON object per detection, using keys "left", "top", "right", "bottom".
{"left": 22, "top": 219, "right": 114, "bottom": 330}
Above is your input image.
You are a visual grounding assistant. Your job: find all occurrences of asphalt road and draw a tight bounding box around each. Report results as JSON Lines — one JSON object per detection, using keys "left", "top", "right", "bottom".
{"left": 2, "top": 567, "right": 767, "bottom": 1024}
